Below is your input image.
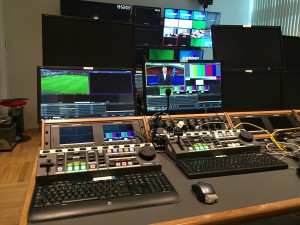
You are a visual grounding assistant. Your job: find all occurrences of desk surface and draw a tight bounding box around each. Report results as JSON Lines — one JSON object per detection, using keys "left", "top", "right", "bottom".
{"left": 22, "top": 150, "right": 300, "bottom": 225}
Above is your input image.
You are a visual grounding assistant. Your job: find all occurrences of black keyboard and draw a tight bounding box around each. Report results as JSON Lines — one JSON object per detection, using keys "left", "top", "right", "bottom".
{"left": 177, "top": 152, "right": 288, "bottom": 178}
{"left": 28, "top": 171, "right": 179, "bottom": 223}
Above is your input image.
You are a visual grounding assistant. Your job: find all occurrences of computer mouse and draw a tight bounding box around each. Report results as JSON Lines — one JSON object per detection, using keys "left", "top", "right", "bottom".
{"left": 191, "top": 182, "right": 218, "bottom": 204}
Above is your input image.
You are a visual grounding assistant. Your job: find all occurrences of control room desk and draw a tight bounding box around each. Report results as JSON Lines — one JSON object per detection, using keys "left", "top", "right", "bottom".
{"left": 21, "top": 152, "right": 300, "bottom": 225}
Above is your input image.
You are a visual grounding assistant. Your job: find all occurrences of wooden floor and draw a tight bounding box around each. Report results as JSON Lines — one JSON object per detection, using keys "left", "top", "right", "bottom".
{"left": 0, "top": 129, "right": 40, "bottom": 225}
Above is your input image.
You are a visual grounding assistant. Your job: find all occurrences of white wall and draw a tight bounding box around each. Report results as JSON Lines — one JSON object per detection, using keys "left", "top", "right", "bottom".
{"left": 1, "top": 0, "right": 251, "bottom": 129}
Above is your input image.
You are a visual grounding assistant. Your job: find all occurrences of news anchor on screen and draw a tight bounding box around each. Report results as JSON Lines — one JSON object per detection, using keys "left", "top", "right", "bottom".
{"left": 158, "top": 66, "right": 172, "bottom": 85}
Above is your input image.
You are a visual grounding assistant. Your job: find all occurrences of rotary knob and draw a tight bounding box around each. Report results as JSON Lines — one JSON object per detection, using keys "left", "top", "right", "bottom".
{"left": 138, "top": 146, "right": 156, "bottom": 161}
{"left": 239, "top": 130, "right": 254, "bottom": 142}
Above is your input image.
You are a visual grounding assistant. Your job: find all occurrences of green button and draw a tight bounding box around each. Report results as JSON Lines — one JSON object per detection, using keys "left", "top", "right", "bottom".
{"left": 67, "top": 166, "right": 73, "bottom": 172}
{"left": 200, "top": 146, "right": 204, "bottom": 150}
{"left": 204, "top": 146, "right": 209, "bottom": 150}
{"left": 80, "top": 165, "right": 87, "bottom": 170}
{"left": 74, "top": 165, "right": 80, "bottom": 171}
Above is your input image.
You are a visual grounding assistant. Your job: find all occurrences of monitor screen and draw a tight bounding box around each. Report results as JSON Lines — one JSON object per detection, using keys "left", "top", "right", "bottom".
{"left": 135, "top": 26, "right": 161, "bottom": 46}
{"left": 134, "top": 71, "right": 143, "bottom": 89}
{"left": 268, "top": 115, "right": 293, "bottom": 129}
{"left": 42, "top": 14, "right": 135, "bottom": 68}
{"left": 143, "top": 60, "right": 222, "bottom": 114}
{"left": 37, "top": 66, "right": 136, "bottom": 121}
{"left": 60, "top": 126, "right": 94, "bottom": 144}
{"left": 211, "top": 25, "right": 285, "bottom": 70}
{"left": 132, "top": 5, "right": 161, "bottom": 26}
{"left": 179, "top": 49, "right": 204, "bottom": 60}
{"left": 239, "top": 117, "right": 267, "bottom": 131}
{"left": 60, "top": 0, "right": 131, "bottom": 22}
{"left": 103, "top": 124, "right": 135, "bottom": 142}
{"left": 282, "top": 35, "right": 300, "bottom": 71}
{"left": 163, "top": 8, "right": 220, "bottom": 48}
{"left": 148, "top": 49, "right": 175, "bottom": 60}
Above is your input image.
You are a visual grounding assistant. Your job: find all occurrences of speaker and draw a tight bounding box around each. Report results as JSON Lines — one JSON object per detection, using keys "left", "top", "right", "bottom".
{"left": 199, "top": 0, "right": 214, "bottom": 5}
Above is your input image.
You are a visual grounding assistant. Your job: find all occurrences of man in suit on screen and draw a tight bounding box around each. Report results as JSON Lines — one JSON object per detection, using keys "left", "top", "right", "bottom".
{"left": 158, "top": 66, "right": 172, "bottom": 85}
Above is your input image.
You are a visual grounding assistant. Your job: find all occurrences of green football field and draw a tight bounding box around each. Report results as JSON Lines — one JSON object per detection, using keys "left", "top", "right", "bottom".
{"left": 41, "top": 75, "right": 89, "bottom": 94}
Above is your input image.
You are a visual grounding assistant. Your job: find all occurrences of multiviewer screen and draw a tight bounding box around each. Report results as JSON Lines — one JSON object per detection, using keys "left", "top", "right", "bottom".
{"left": 143, "top": 61, "right": 222, "bottom": 114}
{"left": 38, "top": 67, "right": 136, "bottom": 121}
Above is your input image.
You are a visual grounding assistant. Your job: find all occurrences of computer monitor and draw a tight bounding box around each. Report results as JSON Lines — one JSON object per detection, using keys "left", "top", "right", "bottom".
{"left": 132, "top": 5, "right": 161, "bottom": 26}
{"left": 135, "top": 26, "right": 161, "bottom": 47}
{"left": 178, "top": 49, "right": 204, "bottom": 60}
{"left": 37, "top": 66, "right": 136, "bottom": 121}
{"left": 211, "top": 25, "right": 285, "bottom": 70}
{"left": 148, "top": 48, "right": 176, "bottom": 60}
{"left": 143, "top": 60, "right": 222, "bottom": 114}
{"left": 60, "top": 0, "right": 131, "bottom": 22}
{"left": 162, "top": 8, "right": 220, "bottom": 48}
{"left": 282, "top": 35, "right": 300, "bottom": 71}
{"left": 42, "top": 14, "right": 135, "bottom": 68}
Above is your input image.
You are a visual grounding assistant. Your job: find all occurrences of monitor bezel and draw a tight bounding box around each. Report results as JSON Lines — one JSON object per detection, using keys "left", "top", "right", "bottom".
{"left": 142, "top": 59, "right": 223, "bottom": 115}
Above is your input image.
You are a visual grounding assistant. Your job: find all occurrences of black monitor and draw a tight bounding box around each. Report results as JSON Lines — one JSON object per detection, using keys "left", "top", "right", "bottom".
{"left": 221, "top": 71, "right": 282, "bottom": 111}
{"left": 282, "top": 35, "right": 300, "bottom": 71}
{"left": 211, "top": 25, "right": 285, "bottom": 70}
{"left": 162, "top": 8, "right": 220, "bottom": 48}
{"left": 267, "top": 115, "right": 294, "bottom": 130}
{"left": 37, "top": 66, "right": 136, "bottom": 121}
{"left": 178, "top": 49, "right": 204, "bottom": 60}
{"left": 60, "top": 0, "right": 131, "bottom": 22}
{"left": 135, "top": 26, "right": 161, "bottom": 46}
{"left": 132, "top": 5, "right": 161, "bottom": 26}
{"left": 143, "top": 60, "right": 222, "bottom": 114}
{"left": 42, "top": 14, "right": 135, "bottom": 68}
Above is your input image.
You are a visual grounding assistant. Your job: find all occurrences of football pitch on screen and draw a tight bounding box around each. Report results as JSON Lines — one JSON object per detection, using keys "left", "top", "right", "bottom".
{"left": 42, "top": 74, "right": 89, "bottom": 94}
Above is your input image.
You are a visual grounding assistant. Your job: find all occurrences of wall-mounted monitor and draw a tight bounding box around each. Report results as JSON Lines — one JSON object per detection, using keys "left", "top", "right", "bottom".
{"left": 42, "top": 14, "right": 135, "bottom": 68}
{"left": 148, "top": 48, "right": 176, "bottom": 60}
{"left": 143, "top": 60, "right": 222, "bottom": 114}
{"left": 162, "top": 8, "right": 220, "bottom": 48}
{"left": 60, "top": 0, "right": 131, "bottom": 22}
{"left": 37, "top": 66, "right": 136, "bottom": 121}
{"left": 135, "top": 26, "right": 161, "bottom": 47}
{"left": 132, "top": 5, "right": 161, "bottom": 26}
{"left": 178, "top": 49, "right": 204, "bottom": 60}
{"left": 211, "top": 25, "right": 285, "bottom": 70}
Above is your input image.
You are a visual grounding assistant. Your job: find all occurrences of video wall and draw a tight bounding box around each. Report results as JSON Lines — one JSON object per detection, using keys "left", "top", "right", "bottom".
{"left": 162, "top": 8, "right": 220, "bottom": 48}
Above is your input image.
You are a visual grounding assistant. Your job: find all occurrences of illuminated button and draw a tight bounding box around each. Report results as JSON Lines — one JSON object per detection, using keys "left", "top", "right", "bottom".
{"left": 127, "top": 161, "right": 133, "bottom": 166}
{"left": 204, "top": 146, "right": 209, "bottom": 150}
{"left": 67, "top": 166, "right": 73, "bottom": 172}
{"left": 112, "top": 149, "right": 119, "bottom": 153}
{"left": 188, "top": 147, "right": 194, "bottom": 151}
{"left": 80, "top": 162, "right": 87, "bottom": 170}
{"left": 57, "top": 167, "right": 63, "bottom": 172}
{"left": 122, "top": 162, "right": 127, "bottom": 166}
{"left": 89, "top": 164, "right": 96, "bottom": 169}
{"left": 199, "top": 146, "right": 204, "bottom": 150}
{"left": 115, "top": 162, "right": 121, "bottom": 167}
{"left": 194, "top": 146, "right": 200, "bottom": 150}
{"left": 74, "top": 165, "right": 80, "bottom": 171}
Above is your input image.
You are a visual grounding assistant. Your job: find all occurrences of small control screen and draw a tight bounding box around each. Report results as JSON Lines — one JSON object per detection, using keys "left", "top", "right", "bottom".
{"left": 103, "top": 124, "right": 135, "bottom": 141}
{"left": 59, "top": 126, "right": 94, "bottom": 144}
